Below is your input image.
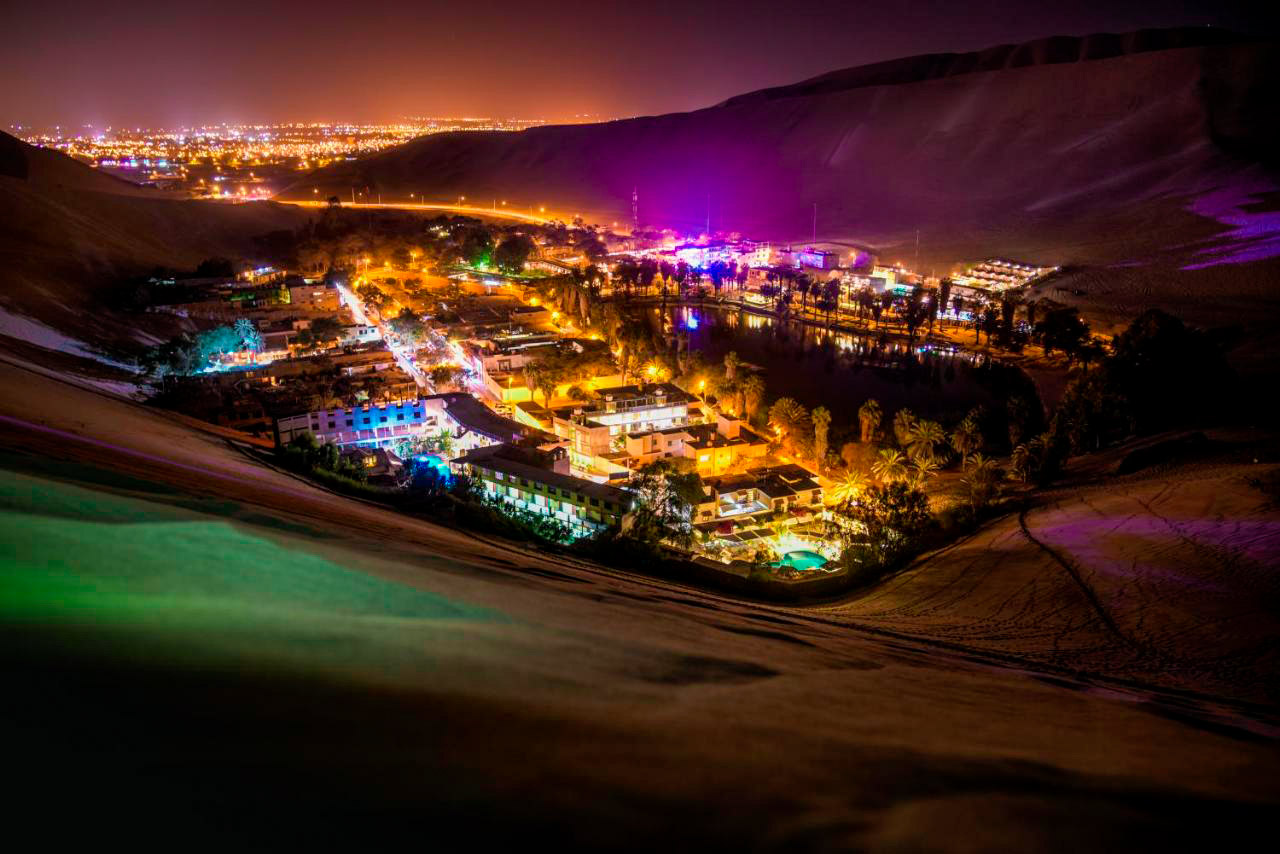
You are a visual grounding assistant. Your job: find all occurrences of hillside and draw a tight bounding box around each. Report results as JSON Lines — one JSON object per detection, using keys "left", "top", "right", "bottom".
{"left": 282, "top": 28, "right": 1280, "bottom": 337}
{"left": 2, "top": 356, "right": 1278, "bottom": 848}
{"left": 0, "top": 132, "right": 306, "bottom": 355}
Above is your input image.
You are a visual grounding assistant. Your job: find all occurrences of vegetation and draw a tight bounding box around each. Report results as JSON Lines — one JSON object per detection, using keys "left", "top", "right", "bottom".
{"left": 140, "top": 322, "right": 267, "bottom": 378}
{"left": 493, "top": 234, "right": 536, "bottom": 273}
{"left": 624, "top": 459, "right": 704, "bottom": 549}
{"left": 827, "top": 482, "right": 932, "bottom": 584}
{"left": 388, "top": 307, "right": 428, "bottom": 346}
{"left": 279, "top": 433, "right": 369, "bottom": 483}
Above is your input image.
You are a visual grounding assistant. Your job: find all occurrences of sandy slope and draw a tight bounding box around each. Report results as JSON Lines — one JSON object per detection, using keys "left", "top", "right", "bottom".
{"left": 283, "top": 30, "right": 1280, "bottom": 340}
{"left": 1, "top": 351, "right": 1277, "bottom": 849}
{"left": 819, "top": 446, "right": 1280, "bottom": 708}
{"left": 0, "top": 132, "right": 307, "bottom": 352}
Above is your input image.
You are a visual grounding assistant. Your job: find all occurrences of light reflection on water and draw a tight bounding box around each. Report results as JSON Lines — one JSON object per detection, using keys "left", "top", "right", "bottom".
{"left": 642, "top": 304, "right": 1027, "bottom": 425}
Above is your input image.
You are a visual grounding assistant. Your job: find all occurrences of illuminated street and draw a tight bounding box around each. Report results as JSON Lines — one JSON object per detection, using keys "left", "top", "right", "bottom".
{"left": 2, "top": 3, "right": 1278, "bottom": 850}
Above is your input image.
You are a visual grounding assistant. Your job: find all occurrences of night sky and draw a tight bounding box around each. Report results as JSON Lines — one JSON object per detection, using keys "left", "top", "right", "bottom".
{"left": 3, "top": 0, "right": 1274, "bottom": 127}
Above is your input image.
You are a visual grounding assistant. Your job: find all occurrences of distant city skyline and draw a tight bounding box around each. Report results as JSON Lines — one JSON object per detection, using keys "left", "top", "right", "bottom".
{"left": 3, "top": 0, "right": 1273, "bottom": 127}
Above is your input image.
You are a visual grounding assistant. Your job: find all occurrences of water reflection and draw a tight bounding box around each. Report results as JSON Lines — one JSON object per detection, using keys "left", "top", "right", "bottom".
{"left": 641, "top": 304, "right": 1029, "bottom": 425}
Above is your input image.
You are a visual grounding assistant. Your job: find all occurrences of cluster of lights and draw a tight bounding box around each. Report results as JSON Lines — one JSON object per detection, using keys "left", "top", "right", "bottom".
{"left": 11, "top": 118, "right": 569, "bottom": 198}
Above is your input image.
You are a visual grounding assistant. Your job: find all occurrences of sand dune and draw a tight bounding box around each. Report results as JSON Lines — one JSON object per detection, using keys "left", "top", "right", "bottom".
{"left": 2, "top": 341, "right": 1277, "bottom": 849}
{"left": 0, "top": 132, "right": 306, "bottom": 352}
{"left": 282, "top": 28, "right": 1280, "bottom": 337}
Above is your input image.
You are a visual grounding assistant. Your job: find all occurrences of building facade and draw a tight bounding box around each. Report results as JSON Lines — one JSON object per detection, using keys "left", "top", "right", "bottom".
{"left": 451, "top": 444, "right": 632, "bottom": 539}
{"left": 275, "top": 392, "right": 554, "bottom": 451}
{"left": 551, "top": 383, "right": 694, "bottom": 475}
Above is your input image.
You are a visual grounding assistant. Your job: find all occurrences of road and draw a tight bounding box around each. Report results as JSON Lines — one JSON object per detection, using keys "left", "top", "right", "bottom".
{"left": 336, "top": 280, "right": 432, "bottom": 392}
{"left": 275, "top": 198, "right": 551, "bottom": 223}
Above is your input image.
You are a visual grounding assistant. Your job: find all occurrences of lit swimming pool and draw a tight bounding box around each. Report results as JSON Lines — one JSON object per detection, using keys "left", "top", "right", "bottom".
{"left": 413, "top": 454, "right": 452, "bottom": 482}
{"left": 775, "top": 550, "right": 828, "bottom": 571}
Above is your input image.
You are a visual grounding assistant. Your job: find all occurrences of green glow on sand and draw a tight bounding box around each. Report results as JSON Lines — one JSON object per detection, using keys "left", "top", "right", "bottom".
{"left": 0, "top": 469, "right": 498, "bottom": 678}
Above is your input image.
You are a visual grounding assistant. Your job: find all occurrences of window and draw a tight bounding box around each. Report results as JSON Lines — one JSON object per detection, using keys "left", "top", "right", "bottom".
{"left": 345, "top": 419, "right": 354, "bottom": 427}
{"left": 396, "top": 414, "right": 404, "bottom": 421}
{"left": 379, "top": 417, "right": 387, "bottom": 424}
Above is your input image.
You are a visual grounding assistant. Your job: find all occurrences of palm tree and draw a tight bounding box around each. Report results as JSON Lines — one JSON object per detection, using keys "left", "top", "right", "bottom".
{"left": 962, "top": 454, "right": 1002, "bottom": 510}
{"left": 907, "top": 419, "right": 946, "bottom": 465}
{"left": 950, "top": 417, "right": 982, "bottom": 463}
{"left": 601, "top": 303, "right": 624, "bottom": 346}
{"left": 908, "top": 456, "right": 940, "bottom": 490}
{"left": 1009, "top": 442, "right": 1033, "bottom": 483}
{"left": 870, "top": 449, "right": 909, "bottom": 484}
{"left": 768, "top": 397, "right": 807, "bottom": 447}
{"left": 723, "top": 350, "right": 742, "bottom": 383}
{"left": 858, "top": 398, "right": 882, "bottom": 444}
{"left": 893, "top": 408, "right": 918, "bottom": 448}
{"left": 742, "top": 374, "right": 766, "bottom": 423}
{"left": 830, "top": 469, "right": 868, "bottom": 503}
{"left": 811, "top": 406, "right": 832, "bottom": 466}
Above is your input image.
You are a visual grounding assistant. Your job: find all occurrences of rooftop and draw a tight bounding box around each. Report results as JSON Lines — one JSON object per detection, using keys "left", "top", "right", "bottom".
{"left": 433, "top": 392, "right": 556, "bottom": 444}
{"left": 454, "top": 444, "right": 630, "bottom": 506}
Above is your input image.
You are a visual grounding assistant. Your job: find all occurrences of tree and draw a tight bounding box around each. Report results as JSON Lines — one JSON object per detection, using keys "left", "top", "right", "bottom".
{"left": 388, "top": 307, "right": 427, "bottom": 347}
{"left": 1006, "top": 396, "right": 1035, "bottom": 449}
{"left": 723, "top": 350, "right": 742, "bottom": 383}
{"left": 234, "top": 317, "right": 262, "bottom": 353}
{"left": 892, "top": 408, "right": 917, "bottom": 448}
{"left": 768, "top": 397, "right": 808, "bottom": 449}
{"left": 870, "top": 449, "right": 909, "bottom": 484}
{"left": 1008, "top": 432, "right": 1064, "bottom": 485}
{"left": 493, "top": 234, "right": 535, "bottom": 273}
{"left": 196, "top": 325, "right": 242, "bottom": 365}
{"left": 961, "top": 454, "right": 1002, "bottom": 511}
{"left": 576, "top": 233, "right": 607, "bottom": 262}
{"left": 811, "top": 406, "right": 832, "bottom": 466}
{"left": 625, "top": 460, "right": 704, "bottom": 548}
{"left": 457, "top": 225, "right": 495, "bottom": 267}
{"left": 949, "top": 417, "right": 982, "bottom": 463}
{"left": 908, "top": 456, "right": 940, "bottom": 490}
{"left": 1037, "top": 306, "right": 1089, "bottom": 359}
{"left": 310, "top": 315, "right": 344, "bottom": 343}
{"left": 906, "top": 419, "right": 945, "bottom": 465}
{"left": 829, "top": 481, "right": 931, "bottom": 574}
{"left": 741, "top": 374, "right": 766, "bottom": 423}
{"left": 858, "top": 399, "right": 882, "bottom": 444}
{"left": 1104, "top": 308, "right": 1230, "bottom": 434}
{"left": 355, "top": 283, "right": 387, "bottom": 319}
{"left": 523, "top": 359, "right": 562, "bottom": 407}
{"left": 938, "top": 279, "right": 952, "bottom": 325}
{"left": 830, "top": 469, "right": 869, "bottom": 503}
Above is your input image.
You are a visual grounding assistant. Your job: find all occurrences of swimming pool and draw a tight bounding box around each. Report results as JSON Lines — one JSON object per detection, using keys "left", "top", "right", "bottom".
{"left": 775, "top": 550, "right": 829, "bottom": 571}
{"left": 413, "top": 454, "right": 452, "bottom": 481}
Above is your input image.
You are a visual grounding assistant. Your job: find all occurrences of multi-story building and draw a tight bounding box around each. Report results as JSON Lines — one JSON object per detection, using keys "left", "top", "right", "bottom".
{"left": 451, "top": 443, "right": 632, "bottom": 540}
{"left": 622, "top": 414, "right": 768, "bottom": 476}
{"left": 275, "top": 392, "right": 556, "bottom": 451}
{"left": 952, "top": 258, "right": 1055, "bottom": 292}
{"left": 340, "top": 324, "right": 382, "bottom": 346}
{"left": 794, "top": 247, "right": 839, "bottom": 270}
{"left": 288, "top": 281, "right": 341, "bottom": 311}
{"left": 550, "top": 383, "right": 694, "bottom": 476}
{"left": 693, "top": 464, "right": 825, "bottom": 550}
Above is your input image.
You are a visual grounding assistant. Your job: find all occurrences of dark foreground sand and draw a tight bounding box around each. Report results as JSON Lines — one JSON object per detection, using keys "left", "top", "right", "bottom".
{"left": 1, "top": 355, "right": 1277, "bottom": 851}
